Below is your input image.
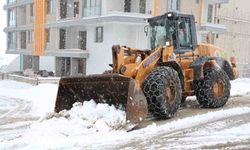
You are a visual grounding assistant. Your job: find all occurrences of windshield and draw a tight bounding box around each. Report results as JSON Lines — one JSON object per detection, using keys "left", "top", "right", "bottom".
{"left": 151, "top": 19, "right": 176, "bottom": 50}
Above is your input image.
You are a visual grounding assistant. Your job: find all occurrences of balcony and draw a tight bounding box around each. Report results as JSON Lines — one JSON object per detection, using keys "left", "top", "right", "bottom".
{"left": 209, "top": 0, "right": 229, "bottom": 4}
{"left": 4, "top": 0, "right": 33, "bottom": 10}
{"left": 45, "top": 49, "right": 89, "bottom": 58}
{"left": 199, "top": 23, "right": 227, "bottom": 34}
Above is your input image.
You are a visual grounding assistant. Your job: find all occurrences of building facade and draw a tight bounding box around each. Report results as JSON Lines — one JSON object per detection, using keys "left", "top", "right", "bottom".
{"left": 4, "top": 0, "right": 229, "bottom": 77}
{"left": 215, "top": 0, "right": 250, "bottom": 77}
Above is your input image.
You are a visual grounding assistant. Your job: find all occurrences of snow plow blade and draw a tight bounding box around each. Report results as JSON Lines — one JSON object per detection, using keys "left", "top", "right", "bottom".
{"left": 55, "top": 74, "right": 148, "bottom": 124}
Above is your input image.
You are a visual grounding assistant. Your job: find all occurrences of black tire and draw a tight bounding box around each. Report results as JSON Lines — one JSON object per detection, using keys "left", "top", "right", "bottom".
{"left": 181, "top": 96, "right": 187, "bottom": 104}
{"left": 143, "top": 66, "right": 182, "bottom": 119}
{"left": 195, "top": 68, "right": 231, "bottom": 108}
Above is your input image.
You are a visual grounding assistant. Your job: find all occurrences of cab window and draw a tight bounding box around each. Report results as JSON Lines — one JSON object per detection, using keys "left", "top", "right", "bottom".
{"left": 178, "top": 18, "right": 192, "bottom": 49}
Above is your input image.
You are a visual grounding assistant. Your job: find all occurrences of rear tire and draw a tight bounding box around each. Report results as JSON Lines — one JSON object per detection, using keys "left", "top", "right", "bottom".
{"left": 143, "top": 66, "right": 182, "bottom": 119}
{"left": 195, "top": 68, "right": 231, "bottom": 108}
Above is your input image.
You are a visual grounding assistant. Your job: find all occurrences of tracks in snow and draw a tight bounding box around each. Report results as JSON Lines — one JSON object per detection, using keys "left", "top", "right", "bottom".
{"left": 0, "top": 96, "right": 38, "bottom": 142}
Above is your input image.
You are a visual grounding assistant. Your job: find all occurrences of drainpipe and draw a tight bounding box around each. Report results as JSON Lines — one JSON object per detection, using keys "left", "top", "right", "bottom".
{"left": 154, "top": 0, "right": 158, "bottom": 16}
{"left": 20, "top": 54, "right": 23, "bottom": 72}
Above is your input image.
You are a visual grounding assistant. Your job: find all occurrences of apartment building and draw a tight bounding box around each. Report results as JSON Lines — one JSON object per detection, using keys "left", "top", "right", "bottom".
{"left": 4, "top": 0, "right": 229, "bottom": 77}
{"left": 215, "top": 0, "right": 250, "bottom": 77}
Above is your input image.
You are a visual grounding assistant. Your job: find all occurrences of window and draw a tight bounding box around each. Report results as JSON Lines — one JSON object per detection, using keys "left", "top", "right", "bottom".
{"left": 139, "top": 0, "right": 146, "bottom": 14}
{"left": 74, "top": 1, "right": 79, "bottom": 17}
{"left": 30, "top": 3, "right": 34, "bottom": 17}
{"left": 79, "top": 31, "right": 87, "bottom": 50}
{"left": 8, "top": 9, "right": 16, "bottom": 26}
{"left": 217, "top": 19, "right": 220, "bottom": 24}
{"left": 46, "top": 29, "right": 50, "bottom": 43}
{"left": 28, "top": 30, "right": 34, "bottom": 43}
{"left": 60, "top": 0, "right": 67, "bottom": 19}
{"left": 7, "top": 32, "right": 16, "bottom": 49}
{"left": 170, "top": 0, "right": 180, "bottom": 11}
{"left": 46, "top": 29, "right": 50, "bottom": 49}
{"left": 78, "top": 58, "right": 86, "bottom": 74}
{"left": 59, "top": 29, "right": 66, "bottom": 49}
{"left": 95, "top": 27, "right": 103, "bottom": 43}
{"left": 83, "top": 0, "right": 101, "bottom": 17}
{"left": 124, "top": 0, "right": 131, "bottom": 12}
{"left": 178, "top": 18, "right": 192, "bottom": 48}
{"left": 207, "top": 4, "right": 213, "bottom": 23}
{"left": 21, "top": 31, "right": 27, "bottom": 49}
{"left": 47, "top": 0, "right": 53, "bottom": 14}
{"left": 7, "top": 0, "right": 16, "bottom": 4}
{"left": 19, "top": 6, "right": 27, "bottom": 25}
{"left": 61, "top": 57, "right": 71, "bottom": 76}
{"left": 23, "top": 55, "right": 33, "bottom": 70}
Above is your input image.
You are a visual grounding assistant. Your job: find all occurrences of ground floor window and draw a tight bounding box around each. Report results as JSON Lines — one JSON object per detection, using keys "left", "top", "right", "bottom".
{"left": 61, "top": 57, "right": 71, "bottom": 76}
{"left": 56, "top": 57, "right": 86, "bottom": 77}
{"left": 77, "top": 58, "right": 86, "bottom": 74}
{"left": 23, "top": 55, "right": 32, "bottom": 70}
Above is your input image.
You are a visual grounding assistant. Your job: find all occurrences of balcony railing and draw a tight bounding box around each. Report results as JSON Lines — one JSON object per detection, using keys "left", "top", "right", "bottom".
{"left": 209, "top": 0, "right": 229, "bottom": 4}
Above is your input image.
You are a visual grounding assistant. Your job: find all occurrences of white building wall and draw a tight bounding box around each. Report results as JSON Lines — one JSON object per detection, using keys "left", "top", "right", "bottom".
{"left": 86, "top": 22, "right": 148, "bottom": 75}
{"left": 39, "top": 56, "right": 55, "bottom": 72}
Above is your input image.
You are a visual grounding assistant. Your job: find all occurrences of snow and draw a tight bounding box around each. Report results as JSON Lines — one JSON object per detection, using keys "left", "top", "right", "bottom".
{"left": 0, "top": 80, "right": 58, "bottom": 116}
{"left": 230, "top": 78, "right": 250, "bottom": 96}
{"left": 0, "top": 78, "right": 250, "bottom": 149}
{"left": 3, "top": 101, "right": 126, "bottom": 149}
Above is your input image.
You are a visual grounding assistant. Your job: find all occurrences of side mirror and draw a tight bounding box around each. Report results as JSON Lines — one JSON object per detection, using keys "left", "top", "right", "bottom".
{"left": 144, "top": 25, "right": 149, "bottom": 36}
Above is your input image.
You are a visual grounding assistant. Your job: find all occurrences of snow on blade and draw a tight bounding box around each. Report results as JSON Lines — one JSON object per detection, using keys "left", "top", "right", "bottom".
{"left": 51, "top": 100, "right": 127, "bottom": 131}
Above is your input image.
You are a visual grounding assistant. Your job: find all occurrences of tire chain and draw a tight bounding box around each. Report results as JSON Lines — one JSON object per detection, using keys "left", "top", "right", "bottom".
{"left": 143, "top": 66, "right": 182, "bottom": 119}
{"left": 195, "top": 68, "right": 231, "bottom": 108}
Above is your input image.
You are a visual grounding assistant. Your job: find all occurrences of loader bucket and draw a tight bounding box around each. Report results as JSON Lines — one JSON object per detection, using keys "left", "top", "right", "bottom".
{"left": 55, "top": 74, "right": 148, "bottom": 124}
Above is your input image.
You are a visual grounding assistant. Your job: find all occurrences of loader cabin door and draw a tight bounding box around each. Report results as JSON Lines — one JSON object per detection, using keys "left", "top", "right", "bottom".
{"left": 176, "top": 16, "right": 197, "bottom": 53}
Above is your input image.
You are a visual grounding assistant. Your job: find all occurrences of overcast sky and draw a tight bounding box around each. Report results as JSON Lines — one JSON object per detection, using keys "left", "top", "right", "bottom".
{"left": 0, "top": 1, "right": 6, "bottom": 54}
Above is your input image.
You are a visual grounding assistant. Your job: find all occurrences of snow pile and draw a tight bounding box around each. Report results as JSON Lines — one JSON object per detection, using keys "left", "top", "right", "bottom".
{"left": 230, "top": 78, "right": 250, "bottom": 96}
{"left": 47, "top": 100, "right": 126, "bottom": 132}
{"left": 3, "top": 100, "right": 126, "bottom": 149}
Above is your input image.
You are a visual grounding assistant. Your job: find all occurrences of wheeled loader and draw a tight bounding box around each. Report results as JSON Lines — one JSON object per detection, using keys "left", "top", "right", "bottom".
{"left": 55, "top": 12, "right": 239, "bottom": 125}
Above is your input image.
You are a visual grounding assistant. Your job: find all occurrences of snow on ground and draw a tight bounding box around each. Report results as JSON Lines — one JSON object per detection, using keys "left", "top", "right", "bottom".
{"left": 0, "top": 80, "right": 57, "bottom": 116}
{"left": 230, "top": 78, "right": 250, "bottom": 96}
{"left": 0, "top": 78, "right": 250, "bottom": 149}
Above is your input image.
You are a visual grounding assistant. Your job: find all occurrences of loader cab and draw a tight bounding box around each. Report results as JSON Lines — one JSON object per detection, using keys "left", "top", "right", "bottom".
{"left": 148, "top": 12, "right": 197, "bottom": 54}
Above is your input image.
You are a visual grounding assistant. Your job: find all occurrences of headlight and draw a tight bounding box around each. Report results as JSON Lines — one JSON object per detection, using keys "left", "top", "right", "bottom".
{"left": 166, "top": 41, "right": 171, "bottom": 47}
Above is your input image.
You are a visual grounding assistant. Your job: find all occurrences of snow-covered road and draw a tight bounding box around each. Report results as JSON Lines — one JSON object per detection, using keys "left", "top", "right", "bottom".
{"left": 0, "top": 79, "right": 250, "bottom": 149}
{"left": 117, "top": 95, "right": 250, "bottom": 149}
{"left": 0, "top": 96, "right": 37, "bottom": 146}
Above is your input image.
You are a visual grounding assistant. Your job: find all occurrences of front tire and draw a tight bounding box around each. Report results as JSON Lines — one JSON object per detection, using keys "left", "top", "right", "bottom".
{"left": 195, "top": 68, "right": 231, "bottom": 108}
{"left": 143, "top": 66, "right": 182, "bottom": 119}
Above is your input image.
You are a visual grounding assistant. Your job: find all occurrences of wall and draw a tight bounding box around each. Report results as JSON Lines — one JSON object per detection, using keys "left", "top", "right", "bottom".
{"left": 39, "top": 56, "right": 55, "bottom": 72}
{"left": 214, "top": 0, "right": 250, "bottom": 77}
{"left": 86, "top": 22, "right": 148, "bottom": 74}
